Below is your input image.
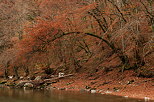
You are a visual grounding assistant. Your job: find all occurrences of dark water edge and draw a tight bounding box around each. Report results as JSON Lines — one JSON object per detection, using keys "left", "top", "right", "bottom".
{"left": 0, "top": 87, "right": 151, "bottom": 102}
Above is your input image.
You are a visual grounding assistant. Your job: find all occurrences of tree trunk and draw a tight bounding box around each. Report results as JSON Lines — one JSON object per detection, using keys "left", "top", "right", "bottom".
{"left": 4, "top": 68, "right": 8, "bottom": 79}
{"left": 13, "top": 66, "right": 19, "bottom": 79}
{"left": 4, "top": 61, "right": 10, "bottom": 79}
{"left": 23, "top": 66, "right": 29, "bottom": 77}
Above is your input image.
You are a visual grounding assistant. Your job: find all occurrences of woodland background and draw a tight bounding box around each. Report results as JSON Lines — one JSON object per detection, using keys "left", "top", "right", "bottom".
{"left": 0, "top": 0, "right": 153, "bottom": 79}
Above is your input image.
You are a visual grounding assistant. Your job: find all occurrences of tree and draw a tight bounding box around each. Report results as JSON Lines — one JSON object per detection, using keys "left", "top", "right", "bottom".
{"left": 15, "top": 0, "right": 154, "bottom": 73}
{"left": 0, "top": 0, "right": 153, "bottom": 78}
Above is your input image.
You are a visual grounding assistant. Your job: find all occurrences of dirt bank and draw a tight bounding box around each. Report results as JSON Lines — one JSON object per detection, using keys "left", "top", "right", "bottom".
{"left": 0, "top": 69, "right": 153, "bottom": 101}
{"left": 50, "top": 70, "right": 154, "bottom": 101}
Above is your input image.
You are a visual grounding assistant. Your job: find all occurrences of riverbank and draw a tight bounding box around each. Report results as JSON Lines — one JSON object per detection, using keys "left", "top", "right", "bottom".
{"left": 0, "top": 69, "right": 153, "bottom": 101}
{"left": 49, "top": 70, "right": 154, "bottom": 101}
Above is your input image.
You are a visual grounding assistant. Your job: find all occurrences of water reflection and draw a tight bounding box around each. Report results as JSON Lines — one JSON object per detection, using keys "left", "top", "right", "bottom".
{"left": 0, "top": 88, "right": 151, "bottom": 102}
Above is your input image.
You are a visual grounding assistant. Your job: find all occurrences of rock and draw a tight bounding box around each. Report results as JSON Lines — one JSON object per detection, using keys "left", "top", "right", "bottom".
{"left": 0, "top": 80, "right": 7, "bottom": 84}
{"left": 45, "top": 86, "right": 53, "bottom": 90}
{"left": 98, "top": 90, "right": 103, "bottom": 93}
{"left": 35, "top": 76, "right": 42, "bottom": 81}
{"left": 59, "top": 88, "right": 66, "bottom": 90}
{"left": 124, "top": 96, "right": 128, "bottom": 98}
{"left": 101, "top": 93, "right": 105, "bottom": 95}
{"left": 127, "top": 80, "right": 134, "bottom": 85}
{"left": 8, "top": 76, "right": 14, "bottom": 79}
{"left": 113, "top": 87, "right": 120, "bottom": 92}
{"left": 36, "top": 84, "right": 45, "bottom": 89}
{"left": 45, "top": 81, "right": 53, "bottom": 85}
{"left": 91, "top": 90, "right": 97, "bottom": 93}
{"left": 85, "top": 89, "right": 90, "bottom": 92}
{"left": 24, "top": 83, "right": 34, "bottom": 88}
{"left": 16, "top": 80, "right": 29, "bottom": 87}
{"left": 144, "top": 97, "right": 150, "bottom": 101}
{"left": 66, "top": 81, "right": 74, "bottom": 85}
{"left": 85, "top": 86, "right": 91, "bottom": 89}
{"left": 104, "top": 90, "right": 112, "bottom": 94}
{"left": 20, "top": 76, "right": 24, "bottom": 80}
{"left": 5, "top": 81, "right": 15, "bottom": 86}
{"left": 58, "top": 72, "right": 64, "bottom": 77}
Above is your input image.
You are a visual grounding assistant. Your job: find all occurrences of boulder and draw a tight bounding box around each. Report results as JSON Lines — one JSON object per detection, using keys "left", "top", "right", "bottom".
{"left": 24, "top": 83, "right": 34, "bottom": 88}
{"left": 16, "top": 80, "right": 29, "bottom": 87}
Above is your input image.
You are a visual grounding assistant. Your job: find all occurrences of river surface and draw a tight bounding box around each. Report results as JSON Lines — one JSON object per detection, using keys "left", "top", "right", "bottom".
{"left": 0, "top": 88, "right": 150, "bottom": 102}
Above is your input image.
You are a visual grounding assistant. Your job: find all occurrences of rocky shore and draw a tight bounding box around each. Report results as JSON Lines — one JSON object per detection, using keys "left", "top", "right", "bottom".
{"left": 0, "top": 72, "right": 153, "bottom": 102}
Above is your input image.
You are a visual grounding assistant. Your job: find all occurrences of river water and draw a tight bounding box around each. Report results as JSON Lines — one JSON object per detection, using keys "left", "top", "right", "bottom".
{"left": 0, "top": 88, "right": 150, "bottom": 102}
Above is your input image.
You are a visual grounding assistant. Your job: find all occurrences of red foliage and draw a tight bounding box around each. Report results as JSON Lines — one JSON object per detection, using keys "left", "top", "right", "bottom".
{"left": 18, "top": 20, "right": 60, "bottom": 56}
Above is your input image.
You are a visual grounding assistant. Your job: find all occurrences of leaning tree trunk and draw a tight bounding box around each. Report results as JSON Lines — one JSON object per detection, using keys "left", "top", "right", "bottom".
{"left": 52, "top": 31, "right": 130, "bottom": 71}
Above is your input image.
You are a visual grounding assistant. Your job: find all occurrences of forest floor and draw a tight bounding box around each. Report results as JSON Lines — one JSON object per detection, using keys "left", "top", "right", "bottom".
{"left": 50, "top": 69, "right": 154, "bottom": 101}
